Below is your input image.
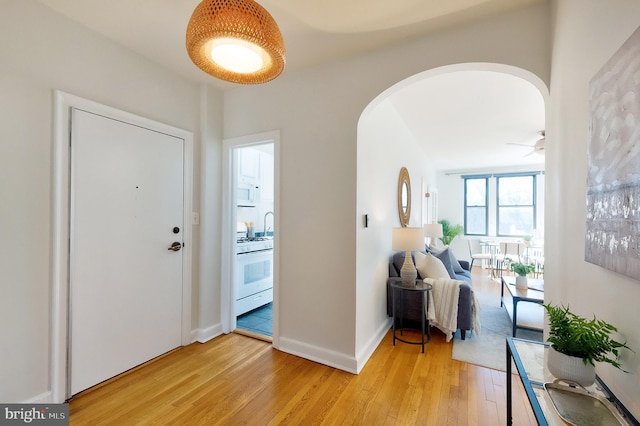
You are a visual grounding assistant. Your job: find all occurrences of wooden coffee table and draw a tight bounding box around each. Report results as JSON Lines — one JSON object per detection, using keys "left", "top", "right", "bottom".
{"left": 501, "top": 276, "right": 544, "bottom": 337}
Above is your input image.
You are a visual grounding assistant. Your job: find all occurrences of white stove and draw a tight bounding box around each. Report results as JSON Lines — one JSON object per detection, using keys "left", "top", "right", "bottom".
{"left": 235, "top": 235, "right": 274, "bottom": 316}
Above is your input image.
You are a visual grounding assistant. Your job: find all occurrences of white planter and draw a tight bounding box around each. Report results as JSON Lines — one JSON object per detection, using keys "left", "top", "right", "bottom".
{"left": 515, "top": 275, "right": 528, "bottom": 289}
{"left": 547, "top": 346, "right": 596, "bottom": 387}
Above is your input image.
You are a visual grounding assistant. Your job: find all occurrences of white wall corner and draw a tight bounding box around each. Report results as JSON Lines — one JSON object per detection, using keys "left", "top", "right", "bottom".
{"left": 278, "top": 337, "right": 359, "bottom": 374}
{"left": 355, "top": 319, "right": 392, "bottom": 374}
{"left": 194, "top": 323, "right": 224, "bottom": 343}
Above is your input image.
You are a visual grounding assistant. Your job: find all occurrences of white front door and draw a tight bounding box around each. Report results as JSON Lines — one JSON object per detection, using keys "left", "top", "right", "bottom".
{"left": 69, "top": 108, "right": 184, "bottom": 395}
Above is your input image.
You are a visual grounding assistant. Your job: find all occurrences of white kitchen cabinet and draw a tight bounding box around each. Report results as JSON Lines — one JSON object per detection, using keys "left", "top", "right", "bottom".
{"left": 259, "top": 151, "right": 274, "bottom": 201}
{"left": 238, "top": 147, "right": 260, "bottom": 183}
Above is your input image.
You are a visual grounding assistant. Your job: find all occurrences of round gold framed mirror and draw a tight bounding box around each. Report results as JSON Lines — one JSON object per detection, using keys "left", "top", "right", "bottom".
{"left": 397, "top": 167, "right": 411, "bottom": 227}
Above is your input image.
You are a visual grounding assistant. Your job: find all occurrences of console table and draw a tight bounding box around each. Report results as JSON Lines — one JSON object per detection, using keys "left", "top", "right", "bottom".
{"left": 390, "top": 281, "right": 432, "bottom": 353}
{"left": 506, "top": 337, "right": 638, "bottom": 425}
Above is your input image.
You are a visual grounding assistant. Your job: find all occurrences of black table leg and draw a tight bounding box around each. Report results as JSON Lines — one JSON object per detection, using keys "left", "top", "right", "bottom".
{"left": 506, "top": 340, "right": 513, "bottom": 425}
{"left": 512, "top": 299, "right": 518, "bottom": 337}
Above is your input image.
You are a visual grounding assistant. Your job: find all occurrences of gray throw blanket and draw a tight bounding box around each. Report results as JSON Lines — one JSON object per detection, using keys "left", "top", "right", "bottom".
{"left": 424, "top": 278, "right": 481, "bottom": 341}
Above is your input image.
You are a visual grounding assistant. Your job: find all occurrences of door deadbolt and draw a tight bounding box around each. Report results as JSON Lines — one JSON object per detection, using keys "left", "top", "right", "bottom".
{"left": 173, "top": 227, "right": 180, "bottom": 234}
{"left": 168, "top": 242, "right": 182, "bottom": 251}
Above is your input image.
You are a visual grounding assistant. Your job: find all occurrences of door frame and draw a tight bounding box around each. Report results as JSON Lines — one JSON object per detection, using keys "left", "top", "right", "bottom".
{"left": 50, "top": 91, "right": 193, "bottom": 402}
{"left": 221, "top": 131, "right": 280, "bottom": 346}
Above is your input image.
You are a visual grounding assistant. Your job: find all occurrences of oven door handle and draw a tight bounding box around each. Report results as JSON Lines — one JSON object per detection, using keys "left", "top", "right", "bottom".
{"left": 237, "top": 249, "right": 273, "bottom": 255}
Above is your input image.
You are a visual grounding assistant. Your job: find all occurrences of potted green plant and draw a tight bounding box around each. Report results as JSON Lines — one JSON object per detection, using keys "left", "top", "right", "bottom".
{"left": 437, "top": 219, "right": 463, "bottom": 246}
{"left": 543, "top": 304, "right": 632, "bottom": 386}
{"left": 522, "top": 235, "right": 533, "bottom": 247}
{"left": 505, "top": 257, "right": 535, "bottom": 288}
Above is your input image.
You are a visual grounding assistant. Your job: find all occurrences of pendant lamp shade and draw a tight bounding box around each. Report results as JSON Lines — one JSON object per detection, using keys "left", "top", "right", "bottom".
{"left": 186, "top": 0, "right": 286, "bottom": 84}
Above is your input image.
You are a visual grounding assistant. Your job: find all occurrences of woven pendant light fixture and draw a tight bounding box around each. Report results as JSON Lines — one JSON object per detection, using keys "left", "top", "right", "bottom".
{"left": 186, "top": 0, "right": 286, "bottom": 84}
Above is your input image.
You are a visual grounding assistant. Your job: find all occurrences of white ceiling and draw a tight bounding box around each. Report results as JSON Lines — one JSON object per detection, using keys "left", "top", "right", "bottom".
{"left": 37, "top": 0, "right": 546, "bottom": 171}
{"left": 386, "top": 70, "right": 545, "bottom": 171}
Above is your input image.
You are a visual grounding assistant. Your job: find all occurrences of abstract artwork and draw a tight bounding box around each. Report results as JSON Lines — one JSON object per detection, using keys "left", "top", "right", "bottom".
{"left": 586, "top": 26, "right": 640, "bottom": 280}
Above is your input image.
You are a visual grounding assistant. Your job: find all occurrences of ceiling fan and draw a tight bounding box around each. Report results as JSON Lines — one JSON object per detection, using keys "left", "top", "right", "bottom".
{"left": 508, "top": 130, "right": 545, "bottom": 156}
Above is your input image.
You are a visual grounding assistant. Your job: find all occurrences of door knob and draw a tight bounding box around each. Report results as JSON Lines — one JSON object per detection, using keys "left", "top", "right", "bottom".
{"left": 168, "top": 242, "right": 182, "bottom": 251}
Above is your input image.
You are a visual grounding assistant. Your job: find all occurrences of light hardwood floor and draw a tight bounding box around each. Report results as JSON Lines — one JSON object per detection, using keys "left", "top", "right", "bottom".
{"left": 69, "top": 267, "right": 536, "bottom": 425}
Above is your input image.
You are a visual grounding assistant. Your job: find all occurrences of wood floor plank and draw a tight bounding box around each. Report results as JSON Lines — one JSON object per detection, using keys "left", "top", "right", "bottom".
{"left": 69, "top": 267, "right": 535, "bottom": 426}
{"left": 456, "top": 367, "right": 469, "bottom": 426}
{"left": 466, "top": 366, "right": 483, "bottom": 426}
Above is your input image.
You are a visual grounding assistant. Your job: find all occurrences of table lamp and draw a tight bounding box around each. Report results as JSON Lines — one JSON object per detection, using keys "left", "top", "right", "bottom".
{"left": 423, "top": 223, "right": 443, "bottom": 249}
{"left": 392, "top": 227, "right": 425, "bottom": 286}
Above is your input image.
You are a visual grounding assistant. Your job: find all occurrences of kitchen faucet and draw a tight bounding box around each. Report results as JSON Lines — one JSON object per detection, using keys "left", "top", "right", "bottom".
{"left": 263, "top": 211, "right": 274, "bottom": 237}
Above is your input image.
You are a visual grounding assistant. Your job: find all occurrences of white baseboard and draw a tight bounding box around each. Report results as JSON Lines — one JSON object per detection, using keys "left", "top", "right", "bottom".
{"left": 193, "top": 323, "right": 223, "bottom": 343}
{"left": 277, "top": 320, "right": 391, "bottom": 375}
{"left": 278, "top": 337, "right": 358, "bottom": 374}
{"left": 24, "top": 391, "right": 53, "bottom": 403}
{"left": 355, "top": 319, "right": 392, "bottom": 373}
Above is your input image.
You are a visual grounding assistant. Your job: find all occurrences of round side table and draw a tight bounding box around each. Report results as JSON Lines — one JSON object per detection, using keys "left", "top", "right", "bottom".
{"left": 390, "top": 280, "right": 432, "bottom": 353}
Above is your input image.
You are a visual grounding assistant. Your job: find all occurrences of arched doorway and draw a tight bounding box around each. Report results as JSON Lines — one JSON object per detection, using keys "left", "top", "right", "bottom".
{"left": 354, "top": 63, "right": 549, "bottom": 360}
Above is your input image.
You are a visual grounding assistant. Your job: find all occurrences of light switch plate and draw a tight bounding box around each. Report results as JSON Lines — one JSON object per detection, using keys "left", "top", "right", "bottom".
{"left": 192, "top": 212, "right": 200, "bottom": 225}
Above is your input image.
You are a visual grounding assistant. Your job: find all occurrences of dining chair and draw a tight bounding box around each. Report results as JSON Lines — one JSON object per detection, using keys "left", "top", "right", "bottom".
{"left": 528, "top": 246, "right": 545, "bottom": 278}
{"left": 467, "top": 238, "right": 493, "bottom": 270}
{"left": 496, "top": 242, "right": 525, "bottom": 276}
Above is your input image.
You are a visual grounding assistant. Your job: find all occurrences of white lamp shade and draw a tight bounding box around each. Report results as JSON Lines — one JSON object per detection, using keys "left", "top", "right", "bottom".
{"left": 392, "top": 227, "right": 424, "bottom": 252}
{"left": 423, "top": 223, "right": 443, "bottom": 238}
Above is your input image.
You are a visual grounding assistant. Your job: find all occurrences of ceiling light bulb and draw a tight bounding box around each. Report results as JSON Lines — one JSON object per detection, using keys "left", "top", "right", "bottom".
{"left": 210, "top": 38, "right": 265, "bottom": 74}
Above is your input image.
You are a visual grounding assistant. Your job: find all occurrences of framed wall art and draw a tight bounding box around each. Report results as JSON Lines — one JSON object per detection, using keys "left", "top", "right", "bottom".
{"left": 585, "top": 26, "right": 640, "bottom": 280}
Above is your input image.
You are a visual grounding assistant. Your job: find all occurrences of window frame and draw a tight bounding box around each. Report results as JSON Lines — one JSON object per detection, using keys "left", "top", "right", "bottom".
{"left": 495, "top": 172, "right": 538, "bottom": 237}
{"left": 463, "top": 175, "right": 489, "bottom": 236}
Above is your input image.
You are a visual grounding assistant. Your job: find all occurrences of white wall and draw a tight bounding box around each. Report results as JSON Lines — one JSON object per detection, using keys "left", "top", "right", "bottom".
{"left": 547, "top": 0, "right": 640, "bottom": 417}
{"left": 436, "top": 171, "right": 468, "bottom": 259}
{"left": 0, "top": 1, "right": 213, "bottom": 402}
{"left": 223, "top": 2, "right": 551, "bottom": 371}
{"left": 356, "top": 100, "right": 433, "bottom": 366}
{"left": 198, "top": 85, "right": 225, "bottom": 341}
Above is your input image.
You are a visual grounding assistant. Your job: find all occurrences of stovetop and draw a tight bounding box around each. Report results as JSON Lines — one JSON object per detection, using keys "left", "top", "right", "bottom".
{"left": 236, "top": 236, "right": 274, "bottom": 254}
{"left": 237, "top": 236, "right": 272, "bottom": 243}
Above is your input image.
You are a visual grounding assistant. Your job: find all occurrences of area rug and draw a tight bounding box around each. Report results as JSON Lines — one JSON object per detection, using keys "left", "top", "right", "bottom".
{"left": 451, "top": 287, "right": 543, "bottom": 371}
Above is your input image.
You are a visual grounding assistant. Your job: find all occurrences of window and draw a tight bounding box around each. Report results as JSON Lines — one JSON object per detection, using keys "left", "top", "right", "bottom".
{"left": 496, "top": 174, "right": 536, "bottom": 236}
{"left": 464, "top": 176, "right": 488, "bottom": 235}
{"left": 462, "top": 171, "right": 542, "bottom": 237}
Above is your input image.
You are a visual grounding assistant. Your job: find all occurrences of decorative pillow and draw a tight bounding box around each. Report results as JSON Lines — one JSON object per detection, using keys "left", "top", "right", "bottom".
{"left": 424, "top": 245, "right": 438, "bottom": 255}
{"left": 414, "top": 251, "right": 426, "bottom": 279}
{"left": 447, "top": 247, "right": 465, "bottom": 274}
{"left": 415, "top": 252, "right": 450, "bottom": 279}
{"left": 432, "top": 247, "right": 457, "bottom": 279}
{"left": 428, "top": 246, "right": 464, "bottom": 273}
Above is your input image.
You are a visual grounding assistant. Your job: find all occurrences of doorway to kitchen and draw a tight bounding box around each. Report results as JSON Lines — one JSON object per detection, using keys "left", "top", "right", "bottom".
{"left": 235, "top": 143, "right": 275, "bottom": 339}
{"left": 221, "top": 131, "right": 279, "bottom": 344}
